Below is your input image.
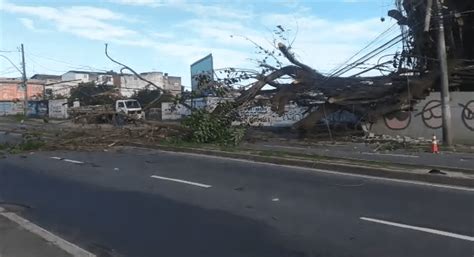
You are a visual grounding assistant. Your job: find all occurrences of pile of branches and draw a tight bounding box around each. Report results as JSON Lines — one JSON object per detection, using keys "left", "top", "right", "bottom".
{"left": 45, "top": 121, "right": 189, "bottom": 151}
{"left": 0, "top": 119, "right": 189, "bottom": 152}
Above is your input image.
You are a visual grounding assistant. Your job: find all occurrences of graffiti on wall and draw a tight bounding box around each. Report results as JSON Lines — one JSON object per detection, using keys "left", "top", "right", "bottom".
{"left": 383, "top": 98, "right": 474, "bottom": 131}
{"left": 27, "top": 101, "right": 48, "bottom": 117}
{"left": 414, "top": 100, "right": 443, "bottom": 129}
{"left": 237, "top": 104, "right": 306, "bottom": 127}
{"left": 383, "top": 111, "right": 411, "bottom": 130}
{"left": 0, "top": 102, "right": 23, "bottom": 116}
{"left": 459, "top": 100, "right": 474, "bottom": 131}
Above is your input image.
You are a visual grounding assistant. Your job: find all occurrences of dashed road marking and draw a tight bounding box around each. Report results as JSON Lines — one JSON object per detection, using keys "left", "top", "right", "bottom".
{"left": 150, "top": 175, "right": 212, "bottom": 188}
{"left": 50, "top": 156, "right": 84, "bottom": 164}
{"left": 0, "top": 207, "right": 96, "bottom": 257}
{"left": 360, "top": 217, "right": 474, "bottom": 242}
{"left": 63, "top": 159, "right": 85, "bottom": 164}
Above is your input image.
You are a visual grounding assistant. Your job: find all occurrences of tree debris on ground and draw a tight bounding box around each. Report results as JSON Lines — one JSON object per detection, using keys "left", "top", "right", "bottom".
{"left": 0, "top": 118, "right": 189, "bottom": 152}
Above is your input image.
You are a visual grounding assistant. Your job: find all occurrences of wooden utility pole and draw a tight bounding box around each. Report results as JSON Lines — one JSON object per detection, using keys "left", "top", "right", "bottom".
{"left": 20, "top": 44, "right": 28, "bottom": 116}
{"left": 435, "top": 0, "right": 453, "bottom": 146}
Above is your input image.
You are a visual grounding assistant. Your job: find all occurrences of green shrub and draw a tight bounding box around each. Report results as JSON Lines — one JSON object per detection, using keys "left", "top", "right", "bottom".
{"left": 182, "top": 106, "right": 246, "bottom": 146}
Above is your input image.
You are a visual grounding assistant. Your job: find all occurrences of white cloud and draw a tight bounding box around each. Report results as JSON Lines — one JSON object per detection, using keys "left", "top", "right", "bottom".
{"left": 175, "top": 19, "right": 268, "bottom": 48}
{"left": 3, "top": 2, "right": 138, "bottom": 42}
{"left": 107, "top": 0, "right": 165, "bottom": 8}
{"left": 65, "top": 6, "right": 125, "bottom": 20}
{"left": 108, "top": 0, "right": 252, "bottom": 20}
{"left": 151, "top": 32, "right": 175, "bottom": 39}
{"left": 180, "top": 3, "right": 253, "bottom": 20}
{"left": 18, "top": 17, "right": 34, "bottom": 30}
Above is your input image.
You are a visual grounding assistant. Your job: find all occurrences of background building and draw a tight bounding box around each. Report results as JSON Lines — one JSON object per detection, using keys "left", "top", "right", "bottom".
{"left": 0, "top": 78, "right": 45, "bottom": 101}
{"left": 34, "top": 70, "right": 182, "bottom": 99}
{"left": 120, "top": 72, "right": 182, "bottom": 97}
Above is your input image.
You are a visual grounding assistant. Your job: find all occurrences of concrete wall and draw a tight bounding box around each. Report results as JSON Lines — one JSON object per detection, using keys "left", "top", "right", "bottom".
{"left": 0, "top": 102, "right": 23, "bottom": 116}
{"left": 368, "top": 92, "right": 474, "bottom": 144}
{"left": 235, "top": 104, "right": 307, "bottom": 127}
{"left": 161, "top": 97, "right": 232, "bottom": 120}
{"left": 161, "top": 102, "right": 191, "bottom": 120}
{"left": 48, "top": 99, "right": 68, "bottom": 119}
{"left": 27, "top": 101, "right": 48, "bottom": 117}
{"left": 161, "top": 97, "right": 306, "bottom": 127}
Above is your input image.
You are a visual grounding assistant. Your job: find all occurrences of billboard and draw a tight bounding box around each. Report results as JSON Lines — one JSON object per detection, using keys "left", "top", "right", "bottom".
{"left": 190, "top": 54, "right": 213, "bottom": 92}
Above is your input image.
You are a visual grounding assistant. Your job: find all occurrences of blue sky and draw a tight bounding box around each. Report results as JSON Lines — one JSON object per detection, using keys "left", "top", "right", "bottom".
{"left": 0, "top": 0, "right": 401, "bottom": 89}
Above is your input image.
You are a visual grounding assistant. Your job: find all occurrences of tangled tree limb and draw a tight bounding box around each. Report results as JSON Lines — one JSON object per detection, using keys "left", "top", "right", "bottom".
{"left": 216, "top": 42, "right": 437, "bottom": 132}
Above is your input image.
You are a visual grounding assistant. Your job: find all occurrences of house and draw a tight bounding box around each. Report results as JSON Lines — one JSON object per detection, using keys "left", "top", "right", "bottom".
{"left": 120, "top": 72, "right": 182, "bottom": 97}
{"left": 30, "top": 74, "right": 61, "bottom": 84}
{"left": 28, "top": 70, "right": 183, "bottom": 99}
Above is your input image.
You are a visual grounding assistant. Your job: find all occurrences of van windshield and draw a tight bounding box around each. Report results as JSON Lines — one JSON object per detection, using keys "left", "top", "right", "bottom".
{"left": 125, "top": 100, "right": 140, "bottom": 108}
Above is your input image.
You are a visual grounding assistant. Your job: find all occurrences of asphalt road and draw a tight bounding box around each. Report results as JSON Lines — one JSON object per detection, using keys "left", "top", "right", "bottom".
{"left": 0, "top": 147, "right": 473, "bottom": 257}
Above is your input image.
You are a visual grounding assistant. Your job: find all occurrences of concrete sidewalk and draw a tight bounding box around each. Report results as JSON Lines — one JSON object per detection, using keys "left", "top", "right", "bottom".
{"left": 242, "top": 141, "right": 474, "bottom": 173}
{"left": 0, "top": 215, "right": 71, "bottom": 257}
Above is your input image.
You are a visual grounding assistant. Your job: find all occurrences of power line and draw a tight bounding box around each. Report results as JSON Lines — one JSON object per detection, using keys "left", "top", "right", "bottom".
{"left": 26, "top": 55, "right": 69, "bottom": 74}
{"left": 0, "top": 50, "right": 19, "bottom": 53}
{"left": 329, "top": 34, "right": 403, "bottom": 78}
{"left": 28, "top": 52, "right": 109, "bottom": 73}
{"left": 327, "top": 22, "right": 399, "bottom": 76}
{"left": 327, "top": 16, "right": 429, "bottom": 79}
{"left": 0, "top": 67, "right": 18, "bottom": 76}
{"left": 0, "top": 54, "right": 22, "bottom": 74}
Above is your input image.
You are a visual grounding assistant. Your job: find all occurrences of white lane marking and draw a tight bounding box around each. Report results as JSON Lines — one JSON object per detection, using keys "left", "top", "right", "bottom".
{"left": 51, "top": 156, "right": 85, "bottom": 164}
{"left": 0, "top": 207, "right": 96, "bottom": 257}
{"left": 360, "top": 217, "right": 474, "bottom": 242}
{"left": 63, "top": 159, "right": 85, "bottom": 164}
{"left": 150, "top": 175, "right": 212, "bottom": 188}
{"left": 146, "top": 149, "right": 474, "bottom": 192}
{"left": 361, "top": 152, "right": 419, "bottom": 158}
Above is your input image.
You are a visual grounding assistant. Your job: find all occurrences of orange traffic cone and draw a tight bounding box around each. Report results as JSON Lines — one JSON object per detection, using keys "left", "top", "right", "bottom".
{"left": 431, "top": 135, "right": 439, "bottom": 154}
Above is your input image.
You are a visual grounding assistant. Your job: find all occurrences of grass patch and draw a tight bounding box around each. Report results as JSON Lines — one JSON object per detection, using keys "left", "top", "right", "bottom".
{"left": 12, "top": 113, "right": 28, "bottom": 122}
{"left": 0, "top": 143, "right": 11, "bottom": 150}
{"left": 0, "top": 134, "right": 45, "bottom": 154}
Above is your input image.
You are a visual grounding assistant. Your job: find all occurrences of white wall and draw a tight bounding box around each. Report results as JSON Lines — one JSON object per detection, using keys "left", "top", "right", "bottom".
{"left": 161, "top": 102, "right": 191, "bottom": 120}
{"left": 121, "top": 73, "right": 181, "bottom": 97}
{"left": 48, "top": 99, "right": 68, "bottom": 119}
{"left": 0, "top": 102, "right": 23, "bottom": 116}
{"left": 235, "top": 104, "right": 307, "bottom": 127}
{"left": 161, "top": 97, "right": 306, "bottom": 127}
{"left": 368, "top": 92, "right": 474, "bottom": 144}
{"left": 61, "top": 72, "right": 89, "bottom": 82}
{"left": 121, "top": 73, "right": 164, "bottom": 97}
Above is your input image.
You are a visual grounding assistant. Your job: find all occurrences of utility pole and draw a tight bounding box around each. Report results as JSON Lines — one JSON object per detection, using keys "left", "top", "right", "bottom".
{"left": 20, "top": 44, "right": 28, "bottom": 116}
{"left": 435, "top": 0, "right": 453, "bottom": 146}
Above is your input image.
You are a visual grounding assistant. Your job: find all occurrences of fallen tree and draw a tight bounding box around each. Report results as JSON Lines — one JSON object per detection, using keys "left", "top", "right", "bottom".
{"left": 211, "top": 39, "right": 438, "bottom": 133}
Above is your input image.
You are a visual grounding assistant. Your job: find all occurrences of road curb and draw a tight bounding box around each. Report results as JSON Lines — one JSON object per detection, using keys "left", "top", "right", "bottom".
{"left": 128, "top": 143, "right": 474, "bottom": 188}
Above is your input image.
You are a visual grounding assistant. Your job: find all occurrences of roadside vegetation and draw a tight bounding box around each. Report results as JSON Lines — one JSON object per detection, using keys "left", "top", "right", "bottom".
{"left": 0, "top": 133, "right": 45, "bottom": 154}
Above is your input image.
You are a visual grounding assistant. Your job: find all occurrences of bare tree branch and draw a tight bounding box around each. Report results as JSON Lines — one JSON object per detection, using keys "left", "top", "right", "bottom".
{"left": 105, "top": 43, "right": 197, "bottom": 112}
{"left": 277, "top": 43, "right": 323, "bottom": 79}
{"left": 105, "top": 44, "right": 163, "bottom": 92}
